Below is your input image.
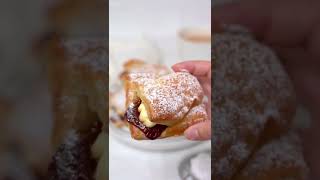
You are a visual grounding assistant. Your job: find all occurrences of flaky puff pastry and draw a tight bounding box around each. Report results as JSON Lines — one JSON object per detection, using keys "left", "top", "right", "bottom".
{"left": 124, "top": 72, "right": 208, "bottom": 140}
{"left": 120, "top": 59, "right": 170, "bottom": 81}
{"left": 235, "top": 133, "right": 309, "bottom": 180}
{"left": 115, "top": 59, "right": 170, "bottom": 115}
{"left": 109, "top": 60, "right": 171, "bottom": 128}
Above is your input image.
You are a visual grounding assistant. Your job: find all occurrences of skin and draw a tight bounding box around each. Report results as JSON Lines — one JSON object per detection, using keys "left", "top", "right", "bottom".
{"left": 172, "top": 61, "right": 211, "bottom": 141}
{"left": 213, "top": 0, "right": 320, "bottom": 178}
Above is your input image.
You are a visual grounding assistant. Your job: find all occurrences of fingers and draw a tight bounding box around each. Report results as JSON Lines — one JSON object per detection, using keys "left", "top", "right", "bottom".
{"left": 184, "top": 120, "right": 211, "bottom": 141}
{"left": 172, "top": 60, "right": 211, "bottom": 78}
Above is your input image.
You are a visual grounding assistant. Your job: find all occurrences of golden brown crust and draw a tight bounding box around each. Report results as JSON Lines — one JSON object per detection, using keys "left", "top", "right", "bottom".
{"left": 122, "top": 59, "right": 146, "bottom": 70}
{"left": 127, "top": 72, "right": 204, "bottom": 124}
{"left": 124, "top": 71, "right": 208, "bottom": 140}
{"left": 120, "top": 60, "right": 170, "bottom": 108}
{"left": 120, "top": 59, "right": 170, "bottom": 82}
{"left": 129, "top": 104, "right": 208, "bottom": 139}
{"left": 109, "top": 60, "right": 171, "bottom": 128}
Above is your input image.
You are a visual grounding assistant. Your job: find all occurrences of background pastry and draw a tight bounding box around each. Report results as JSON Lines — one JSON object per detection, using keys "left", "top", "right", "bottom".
{"left": 109, "top": 38, "right": 162, "bottom": 90}
{"left": 109, "top": 90, "right": 127, "bottom": 128}
{"left": 43, "top": 36, "right": 108, "bottom": 180}
{"left": 212, "top": 27, "right": 297, "bottom": 179}
{"left": 235, "top": 133, "right": 309, "bottom": 180}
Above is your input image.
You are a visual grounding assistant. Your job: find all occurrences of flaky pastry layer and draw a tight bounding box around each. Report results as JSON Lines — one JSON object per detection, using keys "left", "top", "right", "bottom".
{"left": 124, "top": 71, "right": 208, "bottom": 140}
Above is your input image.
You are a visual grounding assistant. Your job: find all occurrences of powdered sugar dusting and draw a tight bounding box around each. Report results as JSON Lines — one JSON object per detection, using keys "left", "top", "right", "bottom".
{"left": 212, "top": 27, "right": 296, "bottom": 179}
{"left": 49, "top": 130, "right": 94, "bottom": 180}
{"left": 121, "top": 60, "right": 171, "bottom": 78}
{"left": 130, "top": 72, "right": 204, "bottom": 123}
{"left": 52, "top": 131, "right": 79, "bottom": 179}
{"left": 60, "top": 38, "right": 108, "bottom": 72}
{"left": 239, "top": 133, "right": 309, "bottom": 179}
{"left": 184, "top": 103, "right": 208, "bottom": 122}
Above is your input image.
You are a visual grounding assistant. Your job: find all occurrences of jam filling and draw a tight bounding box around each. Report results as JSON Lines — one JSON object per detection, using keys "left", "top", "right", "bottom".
{"left": 125, "top": 99, "right": 167, "bottom": 140}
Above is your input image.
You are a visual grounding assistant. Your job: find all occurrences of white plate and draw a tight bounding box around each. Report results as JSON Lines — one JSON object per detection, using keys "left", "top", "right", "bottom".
{"left": 109, "top": 122, "right": 202, "bottom": 152}
{"left": 178, "top": 150, "right": 211, "bottom": 180}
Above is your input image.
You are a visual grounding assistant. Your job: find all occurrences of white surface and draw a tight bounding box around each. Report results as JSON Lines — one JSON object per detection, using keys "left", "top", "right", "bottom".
{"left": 109, "top": 134, "right": 211, "bottom": 180}
{"left": 109, "top": 36, "right": 163, "bottom": 89}
{"left": 110, "top": 0, "right": 211, "bottom": 66}
{"left": 190, "top": 152, "right": 211, "bottom": 180}
{"left": 110, "top": 0, "right": 211, "bottom": 36}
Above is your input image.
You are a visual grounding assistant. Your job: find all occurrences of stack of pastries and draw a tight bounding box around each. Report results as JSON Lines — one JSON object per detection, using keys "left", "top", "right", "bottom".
{"left": 212, "top": 26, "right": 309, "bottom": 179}
{"left": 110, "top": 60, "right": 209, "bottom": 140}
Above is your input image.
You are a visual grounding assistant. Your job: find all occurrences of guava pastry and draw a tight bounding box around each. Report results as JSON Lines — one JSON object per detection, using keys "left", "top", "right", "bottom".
{"left": 124, "top": 71, "right": 208, "bottom": 140}
{"left": 109, "top": 59, "right": 171, "bottom": 128}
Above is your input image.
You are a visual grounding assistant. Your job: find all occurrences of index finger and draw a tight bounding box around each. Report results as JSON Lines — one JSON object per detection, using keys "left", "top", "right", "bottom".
{"left": 172, "top": 60, "right": 211, "bottom": 78}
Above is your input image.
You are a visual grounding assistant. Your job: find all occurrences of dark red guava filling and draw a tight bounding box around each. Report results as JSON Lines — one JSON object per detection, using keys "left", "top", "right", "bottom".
{"left": 125, "top": 99, "right": 167, "bottom": 140}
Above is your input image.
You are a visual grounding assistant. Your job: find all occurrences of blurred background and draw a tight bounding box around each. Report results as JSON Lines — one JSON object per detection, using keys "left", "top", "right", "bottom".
{"left": 0, "top": 0, "right": 50, "bottom": 179}
{"left": 0, "top": 0, "right": 106, "bottom": 179}
{"left": 0, "top": 0, "right": 211, "bottom": 179}
{"left": 109, "top": 0, "right": 211, "bottom": 180}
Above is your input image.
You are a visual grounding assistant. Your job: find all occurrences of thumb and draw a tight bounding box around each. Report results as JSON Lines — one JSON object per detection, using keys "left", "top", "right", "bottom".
{"left": 184, "top": 121, "right": 211, "bottom": 141}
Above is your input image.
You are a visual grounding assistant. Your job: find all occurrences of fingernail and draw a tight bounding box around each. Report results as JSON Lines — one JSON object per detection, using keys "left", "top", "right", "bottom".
{"left": 185, "top": 128, "right": 200, "bottom": 140}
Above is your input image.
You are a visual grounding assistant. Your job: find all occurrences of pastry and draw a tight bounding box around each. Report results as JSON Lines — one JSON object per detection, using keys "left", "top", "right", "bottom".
{"left": 44, "top": 36, "right": 107, "bottom": 180}
{"left": 109, "top": 59, "right": 171, "bottom": 128}
{"left": 235, "top": 133, "right": 309, "bottom": 180}
{"left": 212, "top": 26, "right": 297, "bottom": 179}
{"left": 120, "top": 59, "right": 170, "bottom": 80}
{"left": 124, "top": 71, "right": 208, "bottom": 140}
{"left": 109, "top": 89, "right": 126, "bottom": 128}
{"left": 109, "top": 38, "right": 162, "bottom": 88}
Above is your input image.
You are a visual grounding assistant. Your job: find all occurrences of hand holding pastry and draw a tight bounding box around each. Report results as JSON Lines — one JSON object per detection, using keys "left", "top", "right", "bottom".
{"left": 123, "top": 68, "right": 208, "bottom": 140}
{"left": 172, "top": 61, "right": 211, "bottom": 141}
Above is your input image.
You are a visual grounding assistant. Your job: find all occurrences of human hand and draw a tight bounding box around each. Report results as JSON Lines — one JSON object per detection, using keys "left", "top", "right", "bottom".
{"left": 172, "top": 60, "right": 211, "bottom": 140}
{"left": 213, "top": 0, "right": 320, "bottom": 178}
